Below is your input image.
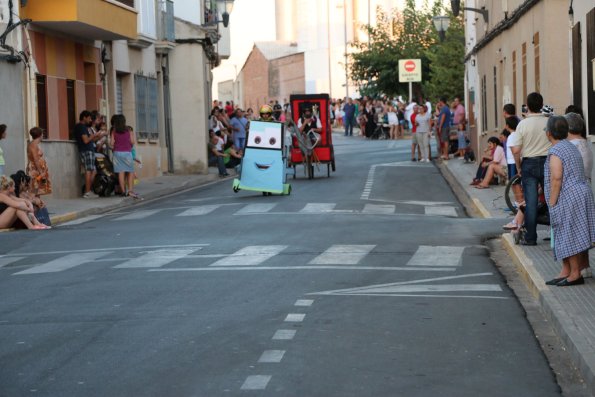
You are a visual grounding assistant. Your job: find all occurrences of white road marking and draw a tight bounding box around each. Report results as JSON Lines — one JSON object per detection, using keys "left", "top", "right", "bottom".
{"left": 272, "top": 330, "right": 296, "bottom": 340}
{"left": 379, "top": 161, "right": 433, "bottom": 167}
{"left": 285, "top": 313, "right": 306, "bottom": 322}
{"left": 113, "top": 210, "right": 161, "bottom": 221}
{"left": 309, "top": 245, "right": 375, "bottom": 265}
{"left": 309, "top": 272, "right": 495, "bottom": 296}
{"left": 240, "top": 375, "right": 271, "bottom": 390}
{"left": 235, "top": 203, "right": 277, "bottom": 214}
{"left": 315, "top": 284, "right": 501, "bottom": 295}
{"left": 361, "top": 165, "right": 377, "bottom": 200}
{"left": 209, "top": 245, "right": 287, "bottom": 267}
{"left": 300, "top": 203, "right": 336, "bottom": 213}
{"left": 1, "top": 244, "right": 209, "bottom": 258}
{"left": 176, "top": 205, "right": 221, "bottom": 216}
{"left": 295, "top": 299, "right": 314, "bottom": 306}
{"left": 13, "top": 252, "right": 111, "bottom": 275}
{"left": 425, "top": 206, "right": 458, "bottom": 217}
{"left": 406, "top": 246, "right": 465, "bottom": 267}
{"left": 362, "top": 204, "right": 395, "bottom": 214}
{"left": 150, "top": 265, "right": 455, "bottom": 272}
{"left": 394, "top": 200, "right": 454, "bottom": 206}
{"left": 0, "top": 257, "right": 24, "bottom": 268}
{"left": 258, "top": 350, "right": 285, "bottom": 363}
{"left": 113, "top": 248, "right": 198, "bottom": 268}
{"left": 58, "top": 215, "right": 103, "bottom": 226}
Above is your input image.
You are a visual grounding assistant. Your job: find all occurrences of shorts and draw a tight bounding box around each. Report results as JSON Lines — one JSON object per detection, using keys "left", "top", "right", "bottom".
{"left": 113, "top": 151, "right": 134, "bottom": 173}
{"left": 507, "top": 164, "right": 517, "bottom": 179}
{"left": 80, "top": 150, "right": 96, "bottom": 172}
{"left": 440, "top": 128, "right": 450, "bottom": 142}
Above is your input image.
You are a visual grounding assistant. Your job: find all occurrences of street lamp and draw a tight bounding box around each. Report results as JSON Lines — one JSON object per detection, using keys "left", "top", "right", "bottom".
{"left": 432, "top": 15, "right": 450, "bottom": 42}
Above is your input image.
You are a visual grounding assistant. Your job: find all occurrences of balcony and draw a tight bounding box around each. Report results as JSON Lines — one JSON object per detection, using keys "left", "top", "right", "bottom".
{"left": 20, "top": 0, "right": 137, "bottom": 40}
{"left": 154, "top": 0, "right": 175, "bottom": 54}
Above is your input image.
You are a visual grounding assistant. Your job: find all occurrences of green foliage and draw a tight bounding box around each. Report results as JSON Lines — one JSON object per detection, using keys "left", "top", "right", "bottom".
{"left": 348, "top": 0, "right": 464, "bottom": 102}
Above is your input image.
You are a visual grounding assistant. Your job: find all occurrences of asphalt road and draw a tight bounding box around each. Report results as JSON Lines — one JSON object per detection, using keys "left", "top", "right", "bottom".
{"left": 0, "top": 134, "right": 561, "bottom": 396}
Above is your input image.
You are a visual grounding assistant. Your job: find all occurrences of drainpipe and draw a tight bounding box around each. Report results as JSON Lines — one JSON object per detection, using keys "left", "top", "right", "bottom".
{"left": 567, "top": 0, "right": 574, "bottom": 105}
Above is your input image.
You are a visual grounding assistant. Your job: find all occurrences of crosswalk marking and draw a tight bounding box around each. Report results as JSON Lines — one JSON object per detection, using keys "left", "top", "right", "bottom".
{"left": 299, "top": 203, "right": 336, "bottom": 213}
{"left": 234, "top": 203, "right": 277, "bottom": 215}
{"left": 309, "top": 244, "right": 375, "bottom": 265}
{"left": 209, "top": 245, "right": 287, "bottom": 267}
{"left": 113, "top": 248, "right": 198, "bottom": 269}
{"left": 295, "top": 299, "right": 314, "bottom": 306}
{"left": 176, "top": 205, "right": 221, "bottom": 217}
{"left": 285, "top": 313, "right": 306, "bottom": 322}
{"left": 405, "top": 246, "right": 465, "bottom": 267}
{"left": 58, "top": 215, "right": 103, "bottom": 227}
{"left": 425, "top": 206, "right": 458, "bottom": 217}
{"left": 363, "top": 204, "right": 395, "bottom": 214}
{"left": 113, "top": 210, "right": 161, "bottom": 221}
{"left": 13, "top": 252, "right": 110, "bottom": 275}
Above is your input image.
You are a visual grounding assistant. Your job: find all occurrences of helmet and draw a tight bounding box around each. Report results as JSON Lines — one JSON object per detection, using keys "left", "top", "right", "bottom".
{"left": 259, "top": 105, "right": 273, "bottom": 119}
{"left": 541, "top": 105, "right": 554, "bottom": 116}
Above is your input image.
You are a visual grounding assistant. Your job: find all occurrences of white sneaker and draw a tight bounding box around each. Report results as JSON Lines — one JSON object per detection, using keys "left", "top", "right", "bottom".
{"left": 581, "top": 268, "right": 592, "bottom": 278}
{"left": 83, "top": 191, "right": 99, "bottom": 199}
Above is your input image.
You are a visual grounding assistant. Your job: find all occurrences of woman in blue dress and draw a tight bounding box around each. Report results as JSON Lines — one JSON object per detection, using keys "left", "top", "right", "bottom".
{"left": 544, "top": 116, "right": 595, "bottom": 286}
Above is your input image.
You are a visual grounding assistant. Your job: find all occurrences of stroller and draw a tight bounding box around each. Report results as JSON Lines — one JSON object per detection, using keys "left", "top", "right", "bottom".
{"left": 92, "top": 155, "right": 119, "bottom": 197}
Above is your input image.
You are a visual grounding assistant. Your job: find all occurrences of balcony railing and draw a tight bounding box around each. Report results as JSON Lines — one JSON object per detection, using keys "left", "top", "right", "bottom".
{"left": 157, "top": 0, "right": 174, "bottom": 42}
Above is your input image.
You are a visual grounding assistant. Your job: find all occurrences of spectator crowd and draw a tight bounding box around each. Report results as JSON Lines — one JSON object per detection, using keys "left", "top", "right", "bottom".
{"left": 0, "top": 110, "right": 143, "bottom": 231}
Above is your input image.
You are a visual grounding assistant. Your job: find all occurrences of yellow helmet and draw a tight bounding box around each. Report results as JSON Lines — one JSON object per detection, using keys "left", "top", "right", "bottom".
{"left": 259, "top": 105, "right": 273, "bottom": 119}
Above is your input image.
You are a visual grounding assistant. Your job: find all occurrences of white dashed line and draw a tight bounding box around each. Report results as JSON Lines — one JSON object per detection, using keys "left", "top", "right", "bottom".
{"left": 284, "top": 313, "right": 306, "bottom": 322}
{"left": 240, "top": 375, "right": 271, "bottom": 390}
{"left": 272, "top": 330, "right": 296, "bottom": 340}
{"left": 295, "top": 299, "right": 314, "bottom": 307}
{"left": 258, "top": 350, "right": 285, "bottom": 363}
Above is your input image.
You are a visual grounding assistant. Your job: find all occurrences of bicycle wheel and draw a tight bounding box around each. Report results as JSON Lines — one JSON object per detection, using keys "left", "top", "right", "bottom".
{"left": 504, "top": 174, "right": 522, "bottom": 214}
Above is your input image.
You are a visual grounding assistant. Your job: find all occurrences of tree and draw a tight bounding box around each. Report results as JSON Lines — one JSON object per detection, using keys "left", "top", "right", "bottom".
{"left": 348, "top": 0, "right": 464, "bottom": 102}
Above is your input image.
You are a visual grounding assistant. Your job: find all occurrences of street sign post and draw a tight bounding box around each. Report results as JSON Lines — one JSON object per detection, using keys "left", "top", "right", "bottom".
{"left": 399, "top": 59, "right": 422, "bottom": 102}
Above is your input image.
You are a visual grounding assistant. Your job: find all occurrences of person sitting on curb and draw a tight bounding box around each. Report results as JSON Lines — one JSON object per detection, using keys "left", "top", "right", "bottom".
{"left": 0, "top": 175, "right": 50, "bottom": 230}
{"left": 208, "top": 130, "right": 228, "bottom": 177}
{"left": 10, "top": 170, "right": 51, "bottom": 226}
{"left": 475, "top": 136, "right": 507, "bottom": 189}
{"left": 470, "top": 137, "right": 499, "bottom": 186}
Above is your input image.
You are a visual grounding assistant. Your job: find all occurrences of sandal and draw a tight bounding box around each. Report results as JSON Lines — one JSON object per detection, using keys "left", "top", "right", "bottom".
{"left": 474, "top": 185, "right": 489, "bottom": 189}
{"left": 127, "top": 191, "right": 141, "bottom": 199}
{"left": 502, "top": 222, "right": 518, "bottom": 230}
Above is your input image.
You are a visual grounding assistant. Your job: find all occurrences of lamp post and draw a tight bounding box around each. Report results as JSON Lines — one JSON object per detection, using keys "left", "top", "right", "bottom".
{"left": 432, "top": 15, "right": 450, "bottom": 42}
{"left": 217, "top": 0, "right": 234, "bottom": 28}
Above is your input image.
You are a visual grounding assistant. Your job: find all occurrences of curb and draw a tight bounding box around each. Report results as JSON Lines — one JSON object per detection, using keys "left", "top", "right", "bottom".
{"left": 502, "top": 234, "right": 595, "bottom": 396}
{"left": 49, "top": 174, "right": 222, "bottom": 226}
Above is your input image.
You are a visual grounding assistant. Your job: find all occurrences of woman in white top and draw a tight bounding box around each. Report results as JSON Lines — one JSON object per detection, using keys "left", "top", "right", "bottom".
{"left": 565, "top": 112, "right": 592, "bottom": 183}
{"left": 476, "top": 136, "right": 508, "bottom": 188}
{"left": 415, "top": 105, "right": 431, "bottom": 162}
{"left": 387, "top": 105, "right": 399, "bottom": 140}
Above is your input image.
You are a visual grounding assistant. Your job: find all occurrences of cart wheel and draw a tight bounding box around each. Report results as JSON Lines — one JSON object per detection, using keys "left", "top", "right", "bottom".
{"left": 233, "top": 186, "right": 239, "bottom": 193}
{"left": 331, "top": 159, "right": 336, "bottom": 172}
{"left": 262, "top": 192, "right": 267, "bottom": 196}
{"left": 327, "top": 164, "right": 330, "bottom": 177}
{"left": 288, "top": 185, "right": 291, "bottom": 195}
{"left": 293, "top": 165, "right": 296, "bottom": 179}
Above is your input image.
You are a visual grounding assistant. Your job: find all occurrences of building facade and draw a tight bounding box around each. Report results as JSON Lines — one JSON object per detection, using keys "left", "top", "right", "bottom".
{"left": 240, "top": 42, "right": 305, "bottom": 112}
{"left": 464, "top": 0, "right": 575, "bottom": 157}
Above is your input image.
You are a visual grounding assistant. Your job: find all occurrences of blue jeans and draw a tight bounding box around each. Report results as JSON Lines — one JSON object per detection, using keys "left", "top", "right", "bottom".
{"left": 234, "top": 136, "right": 246, "bottom": 150}
{"left": 521, "top": 156, "right": 546, "bottom": 243}
{"left": 344, "top": 115, "right": 354, "bottom": 136}
{"left": 209, "top": 154, "right": 227, "bottom": 175}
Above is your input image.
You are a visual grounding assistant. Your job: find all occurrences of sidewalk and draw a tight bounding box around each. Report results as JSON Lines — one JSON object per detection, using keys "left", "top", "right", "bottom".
{"left": 441, "top": 158, "right": 595, "bottom": 395}
{"left": 37, "top": 170, "right": 222, "bottom": 227}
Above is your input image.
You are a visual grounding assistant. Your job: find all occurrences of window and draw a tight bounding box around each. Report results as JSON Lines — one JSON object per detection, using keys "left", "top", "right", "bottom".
{"left": 66, "top": 80, "right": 76, "bottom": 140}
{"left": 114, "top": 0, "right": 135, "bottom": 8}
{"left": 522, "top": 43, "right": 527, "bottom": 101}
{"left": 116, "top": 74, "right": 124, "bottom": 114}
{"left": 134, "top": 74, "right": 158, "bottom": 139}
{"left": 481, "top": 75, "right": 487, "bottom": 132}
{"left": 36, "top": 75, "right": 48, "bottom": 139}
{"left": 512, "top": 50, "right": 517, "bottom": 106}
{"left": 534, "top": 32, "right": 540, "bottom": 93}
{"left": 493, "top": 66, "right": 498, "bottom": 129}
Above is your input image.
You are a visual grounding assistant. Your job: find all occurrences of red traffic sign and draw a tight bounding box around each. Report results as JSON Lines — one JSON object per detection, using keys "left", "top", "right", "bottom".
{"left": 398, "top": 59, "right": 422, "bottom": 82}
{"left": 404, "top": 60, "right": 416, "bottom": 72}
